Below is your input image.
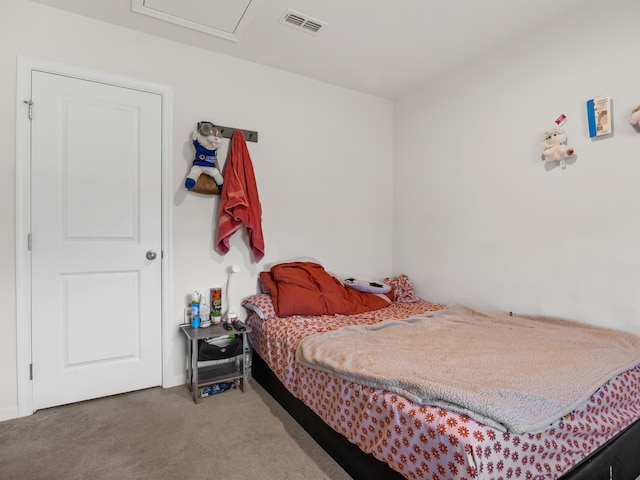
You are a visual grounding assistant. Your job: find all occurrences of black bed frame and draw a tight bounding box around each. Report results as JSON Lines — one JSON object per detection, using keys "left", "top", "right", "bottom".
{"left": 252, "top": 352, "right": 640, "bottom": 480}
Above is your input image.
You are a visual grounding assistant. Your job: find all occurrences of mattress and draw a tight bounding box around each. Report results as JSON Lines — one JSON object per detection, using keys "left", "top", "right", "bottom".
{"left": 246, "top": 299, "right": 640, "bottom": 479}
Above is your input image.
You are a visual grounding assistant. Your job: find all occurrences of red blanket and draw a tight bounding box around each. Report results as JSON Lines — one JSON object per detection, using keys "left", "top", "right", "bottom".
{"left": 259, "top": 262, "right": 390, "bottom": 317}
{"left": 216, "top": 130, "right": 264, "bottom": 261}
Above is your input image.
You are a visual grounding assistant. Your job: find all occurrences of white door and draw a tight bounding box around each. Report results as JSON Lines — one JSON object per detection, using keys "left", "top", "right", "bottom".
{"left": 30, "top": 71, "right": 163, "bottom": 410}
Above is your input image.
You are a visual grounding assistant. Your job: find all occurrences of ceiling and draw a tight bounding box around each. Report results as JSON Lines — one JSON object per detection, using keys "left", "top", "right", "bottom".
{"left": 33, "top": 0, "right": 592, "bottom": 99}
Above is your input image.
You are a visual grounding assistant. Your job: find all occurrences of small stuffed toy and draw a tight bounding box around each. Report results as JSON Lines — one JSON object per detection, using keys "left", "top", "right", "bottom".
{"left": 184, "top": 121, "right": 224, "bottom": 191}
{"left": 629, "top": 106, "right": 640, "bottom": 128}
{"left": 541, "top": 127, "right": 575, "bottom": 163}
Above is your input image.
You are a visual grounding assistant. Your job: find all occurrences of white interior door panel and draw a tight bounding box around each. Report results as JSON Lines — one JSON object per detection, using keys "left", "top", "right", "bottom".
{"left": 30, "top": 71, "right": 162, "bottom": 409}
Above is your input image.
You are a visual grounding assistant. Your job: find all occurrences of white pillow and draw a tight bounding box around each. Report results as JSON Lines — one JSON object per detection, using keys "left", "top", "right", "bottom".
{"left": 342, "top": 277, "right": 391, "bottom": 294}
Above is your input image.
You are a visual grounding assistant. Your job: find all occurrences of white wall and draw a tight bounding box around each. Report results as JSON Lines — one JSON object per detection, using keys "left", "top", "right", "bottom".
{"left": 0, "top": 0, "right": 393, "bottom": 420}
{"left": 394, "top": 0, "right": 640, "bottom": 335}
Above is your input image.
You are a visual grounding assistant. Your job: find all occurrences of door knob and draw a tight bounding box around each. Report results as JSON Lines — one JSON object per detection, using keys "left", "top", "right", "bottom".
{"left": 146, "top": 250, "right": 158, "bottom": 260}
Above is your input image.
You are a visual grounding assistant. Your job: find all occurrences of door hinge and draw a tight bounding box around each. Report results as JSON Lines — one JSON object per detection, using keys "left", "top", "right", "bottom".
{"left": 24, "top": 99, "right": 33, "bottom": 120}
{"left": 29, "top": 363, "right": 33, "bottom": 380}
{"left": 28, "top": 233, "right": 32, "bottom": 251}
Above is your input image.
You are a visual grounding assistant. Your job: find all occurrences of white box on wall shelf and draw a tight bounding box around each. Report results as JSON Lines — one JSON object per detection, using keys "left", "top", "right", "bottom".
{"left": 586, "top": 96, "right": 612, "bottom": 137}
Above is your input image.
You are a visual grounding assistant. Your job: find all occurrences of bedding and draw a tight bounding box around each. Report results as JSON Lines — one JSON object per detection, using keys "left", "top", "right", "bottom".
{"left": 246, "top": 299, "right": 640, "bottom": 479}
{"left": 343, "top": 277, "right": 392, "bottom": 294}
{"left": 296, "top": 304, "right": 640, "bottom": 434}
{"left": 384, "top": 273, "right": 420, "bottom": 303}
{"left": 259, "top": 261, "right": 390, "bottom": 317}
{"left": 242, "top": 293, "right": 277, "bottom": 320}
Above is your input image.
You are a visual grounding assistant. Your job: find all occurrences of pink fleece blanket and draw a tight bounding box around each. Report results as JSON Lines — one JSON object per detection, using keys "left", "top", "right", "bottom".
{"left": 297, "top": 304, "right": 640, "bottom": 433}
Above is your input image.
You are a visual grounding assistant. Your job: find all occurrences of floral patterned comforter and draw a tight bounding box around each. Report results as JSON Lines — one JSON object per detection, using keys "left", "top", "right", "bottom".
{"left": 247, "top": 300, "right": 640, "bottom": 479}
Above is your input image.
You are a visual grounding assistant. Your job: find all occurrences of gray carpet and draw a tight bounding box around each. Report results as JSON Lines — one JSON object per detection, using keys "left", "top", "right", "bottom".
{"left": 0, "top": 382, "right": 352, "bottom": 480}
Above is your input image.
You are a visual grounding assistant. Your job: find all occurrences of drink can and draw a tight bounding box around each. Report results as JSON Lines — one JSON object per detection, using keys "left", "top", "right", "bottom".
{"left": 210, "top": 288, "right": 222, "bottom": 313}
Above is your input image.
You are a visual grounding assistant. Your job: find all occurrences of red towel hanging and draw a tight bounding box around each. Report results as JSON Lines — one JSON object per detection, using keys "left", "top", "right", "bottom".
{"left": 215, "top": 129, "right": 265, "bottom": 262}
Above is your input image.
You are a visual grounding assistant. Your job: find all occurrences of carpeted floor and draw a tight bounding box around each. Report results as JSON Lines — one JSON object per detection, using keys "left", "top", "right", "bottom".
{"left": 0, "top": 382, "right": 352, "bottom": 480}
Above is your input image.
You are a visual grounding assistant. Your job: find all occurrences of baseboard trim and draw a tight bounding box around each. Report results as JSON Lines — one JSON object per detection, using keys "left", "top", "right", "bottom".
{"left": 165, "top": 372, "right": 186, "bottom": 389}
{"left": 0, "top": 405, "right": 19, "bottom": 423}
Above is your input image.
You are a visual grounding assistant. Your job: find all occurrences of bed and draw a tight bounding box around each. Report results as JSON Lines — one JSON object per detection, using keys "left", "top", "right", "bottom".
{"left": 243, "top": 261, "right": 640, "bottom": 480}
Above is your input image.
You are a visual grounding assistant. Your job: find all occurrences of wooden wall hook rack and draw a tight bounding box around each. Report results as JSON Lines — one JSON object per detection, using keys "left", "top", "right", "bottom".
{"left": 217, "top": 125, "right": 259, "bottom": 143}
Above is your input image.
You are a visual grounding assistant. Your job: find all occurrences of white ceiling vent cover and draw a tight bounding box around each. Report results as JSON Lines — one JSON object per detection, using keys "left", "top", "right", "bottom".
{"left": 279, "top": 9, "right": 327, "bottom": 35}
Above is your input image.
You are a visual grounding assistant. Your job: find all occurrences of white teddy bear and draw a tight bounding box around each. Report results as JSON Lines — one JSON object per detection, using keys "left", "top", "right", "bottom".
{"left": 184, "top": 121, "right": 224, "bottom": 191}
{"left": 541, "top": 127, "right": 575, "bottom": 164}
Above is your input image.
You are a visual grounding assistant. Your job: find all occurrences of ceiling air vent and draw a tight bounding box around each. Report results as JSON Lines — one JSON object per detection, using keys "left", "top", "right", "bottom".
{"left": 280, "top": 9, "right": 327, "bottom": 35}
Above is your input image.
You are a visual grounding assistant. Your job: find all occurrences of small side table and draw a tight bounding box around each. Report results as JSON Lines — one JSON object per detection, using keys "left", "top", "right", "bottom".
{"left": 180, "top": 322, "right": 252, "bottom": 404}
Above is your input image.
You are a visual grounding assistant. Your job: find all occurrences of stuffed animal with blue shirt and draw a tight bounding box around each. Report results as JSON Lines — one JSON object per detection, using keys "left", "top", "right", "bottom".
{"left": 184, "top": 121, "right": 224, "bottom": 192}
